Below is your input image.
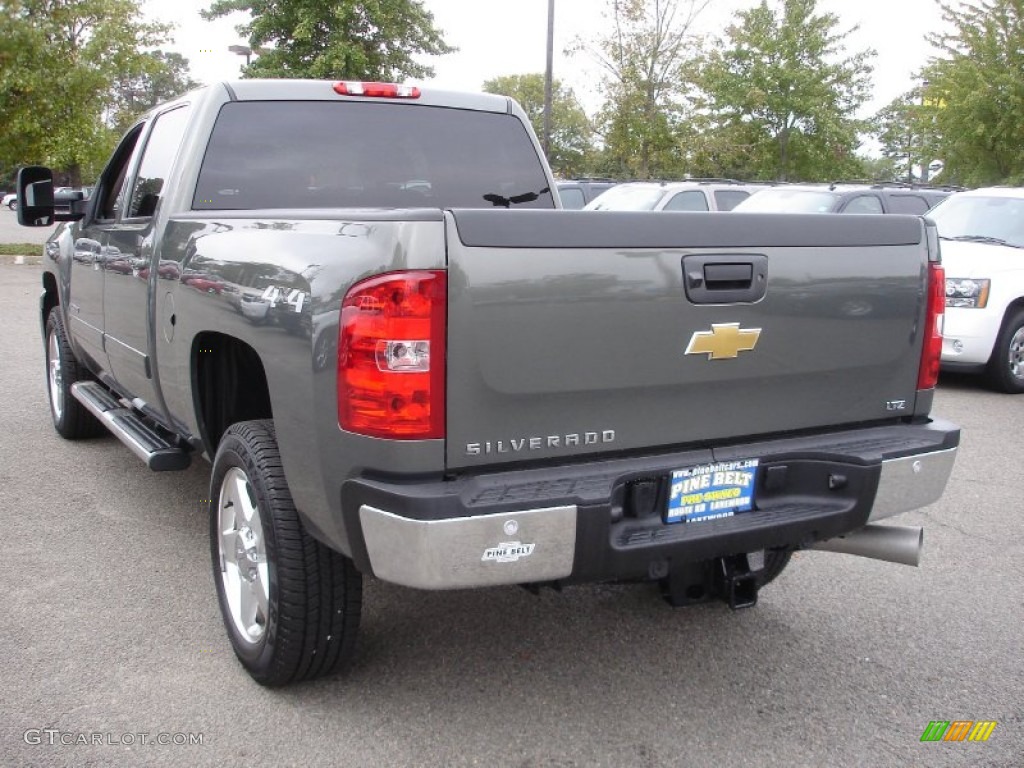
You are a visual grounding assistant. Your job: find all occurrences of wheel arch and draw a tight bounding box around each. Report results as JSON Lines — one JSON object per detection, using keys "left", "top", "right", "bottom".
{"left": 41, "top": 270, "right": 59, "bottom": 335}
{"left": 191, "top": 331, "right": 273, "bottom": 457}
{"left": 986, "top": 297, "right": 1024, "bottom": 360}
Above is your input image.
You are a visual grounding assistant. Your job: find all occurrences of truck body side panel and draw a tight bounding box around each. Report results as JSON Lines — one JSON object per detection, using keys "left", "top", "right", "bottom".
{"left": 155, "top": 213, "right": 448, "bottom": 551}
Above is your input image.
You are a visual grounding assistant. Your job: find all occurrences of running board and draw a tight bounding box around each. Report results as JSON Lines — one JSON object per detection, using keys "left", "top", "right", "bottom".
{"left": 71, "top": 382, "right": 191, "bottom": 471}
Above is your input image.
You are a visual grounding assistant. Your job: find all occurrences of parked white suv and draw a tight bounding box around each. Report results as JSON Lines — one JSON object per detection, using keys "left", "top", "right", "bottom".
{"left": 583, "top": 179, "right": 762, "bottom": 212}
{"left": 928, "top": 187, "right": 1024, "bottom": 392}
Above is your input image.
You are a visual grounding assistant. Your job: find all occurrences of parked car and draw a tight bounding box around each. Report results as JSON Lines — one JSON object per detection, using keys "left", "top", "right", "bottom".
{"left": 555, "top": 179, "right": 617, "bottom": 209}
{"left": 583, "top": 179, "right": 764, "bottom": 212}
{"left": 3, "top": 192, "right": 17, "bottom": 209}
{"left": 927, "top": 187, "right": 1024, "bottom": 393}
{"left": 734, "top": 183, "right": 954, "bottom": 215}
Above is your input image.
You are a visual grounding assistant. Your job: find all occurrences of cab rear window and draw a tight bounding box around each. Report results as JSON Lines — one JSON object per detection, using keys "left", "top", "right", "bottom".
{"left": 193, "top": 101, "right": 555, "bottom": 210}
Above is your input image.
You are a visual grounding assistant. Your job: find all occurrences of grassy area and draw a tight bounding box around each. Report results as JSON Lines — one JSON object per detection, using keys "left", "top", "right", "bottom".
{"left": 0, "top": 243, "right": 42, "bottom": 255}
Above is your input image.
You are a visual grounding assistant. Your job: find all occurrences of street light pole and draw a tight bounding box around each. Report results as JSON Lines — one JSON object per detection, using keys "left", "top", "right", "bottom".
{"left": 543, "top": 0, "right": 554, "bottom": 158}
{"left": 920, "top": 78, "right": 931, "bottom": 184}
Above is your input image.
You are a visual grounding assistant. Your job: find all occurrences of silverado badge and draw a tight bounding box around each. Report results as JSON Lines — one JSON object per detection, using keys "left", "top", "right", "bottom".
{"left": 685, "top": 323, "right": 762, "bottom": 360}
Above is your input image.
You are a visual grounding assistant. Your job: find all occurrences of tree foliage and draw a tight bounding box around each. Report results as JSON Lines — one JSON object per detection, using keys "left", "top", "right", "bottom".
{"left": 482, "top": 74, "right": 593, "bottom": 177}
{"left": 202, "top": 0, "right": 454, "bottom": 81}
{"left": 873, "top": 89, "right": 933, "bottom": 183}
{"left": 917, "top": 0, "right": 1024, "bottom": 186}
{"left": 0, "top": 0, "right": 171, "bottom": 184}
{"left": 580, "top": 0, "right": 710, "bottom": 179}
{"left": 111, "top": 51, "right": 200, "bottom": 135}
{"left": 695, "top": 0, "right": 874, "bottom": 181}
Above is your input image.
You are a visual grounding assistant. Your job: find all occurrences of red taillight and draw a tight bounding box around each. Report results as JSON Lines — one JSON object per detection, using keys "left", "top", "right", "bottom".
{"left": 338, "top": 271, "right": 446, "bottom": 439}
{"left": 918, "top": 262, "right": 945, "bottom": 390}
{"left": 332, "top": 81, "right": 421, "bottom": 99}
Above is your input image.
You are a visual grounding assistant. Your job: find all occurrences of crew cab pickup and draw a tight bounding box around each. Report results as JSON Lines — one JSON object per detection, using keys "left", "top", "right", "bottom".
{"left": 20, "top": 80, "right": 959, "bottom": 686}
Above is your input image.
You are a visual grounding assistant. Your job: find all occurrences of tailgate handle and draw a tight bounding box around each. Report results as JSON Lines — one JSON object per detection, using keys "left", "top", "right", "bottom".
{"left": 683, "top": 254, "right": 768, "bottom": 305}
{"left": 704, "top": 263, "right": 753, "bottom": 288}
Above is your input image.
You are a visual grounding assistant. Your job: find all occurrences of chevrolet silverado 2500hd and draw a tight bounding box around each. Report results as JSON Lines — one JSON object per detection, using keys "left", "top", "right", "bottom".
{"left": 20, "top": 80, "right": 959, "bottom": 686}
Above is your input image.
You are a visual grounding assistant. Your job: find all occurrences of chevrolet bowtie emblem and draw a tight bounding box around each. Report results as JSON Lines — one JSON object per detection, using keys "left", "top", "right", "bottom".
{"left": 685, "top": 323, "right": 762, "bottom": 360}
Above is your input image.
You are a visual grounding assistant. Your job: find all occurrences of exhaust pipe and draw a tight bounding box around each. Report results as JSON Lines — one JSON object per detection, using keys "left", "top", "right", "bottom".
{"left": 809, "top": 524, "right": 923, "bottom": 567}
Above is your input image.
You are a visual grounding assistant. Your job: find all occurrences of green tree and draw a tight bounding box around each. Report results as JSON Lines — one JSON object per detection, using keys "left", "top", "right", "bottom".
{"left": 579, "top": 0, "right": 710, "bottom": 179}
{"left": 111, "top": 51, "right": 200, "bottom": 134}
{"left": 873, "top": 88, "right": 934, "bottom": 183}
{"left": 918, "top": 0, "right": 1024, "bottom": 186}
{"left": 202, "top": 0, "right": 454, "bottom": 81}
{"left": 696, "top": 0, "right": 874, "bottom": 181}
{"left": 857, "top": 154, "right": 900, "bottom": 183}
{"left": 482, "top": 74, "right": 594, "bottom": 177}
{"left": 0, "top": 0, "right": 170, "bottom": 185}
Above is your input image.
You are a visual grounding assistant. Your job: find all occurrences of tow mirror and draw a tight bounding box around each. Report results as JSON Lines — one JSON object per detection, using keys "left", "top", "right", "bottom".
{"left": 17, "top": 166, "right": 55, "bottom": 227}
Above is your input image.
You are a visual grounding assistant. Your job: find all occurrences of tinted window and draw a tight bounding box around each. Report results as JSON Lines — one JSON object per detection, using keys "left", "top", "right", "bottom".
{"left": 664, "top": 190, "right": 709, "bottom": 211}
{"left": 128, "top": 105, "right": 191, "bottom": 218}
{"left": 97, "top": 126, "right": 145, "bottom": 220}
{"left": 559, "top": 187, "right": 586, "bottom": 209}
{"left": 842, "top": 195, "right": 884, "bottom": 214}
{"left": 194, "top": 101, "right": 554, "bottom": 210}
{"left": 714, "top": 190, "right": 750, "bottom": 211}
{"left": 887, "top": 195, "right": 929, "bottom": 214}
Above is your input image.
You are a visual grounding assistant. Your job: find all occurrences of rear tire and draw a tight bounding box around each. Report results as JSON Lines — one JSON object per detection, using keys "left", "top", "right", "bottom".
{"left": 211, "top": 420, "right": 362, "bottom": 686}
{"left": 44, "top": 307, "right": 105, "bottom": 439}
{"left": 756, "top": 547, "right": 792, "bottom": 588}
{"left": 986, "top": 309, "right": 1024, "bottom": 393}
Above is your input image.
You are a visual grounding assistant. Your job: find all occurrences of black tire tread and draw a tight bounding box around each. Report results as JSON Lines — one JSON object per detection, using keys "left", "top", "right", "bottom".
{"left": 212, "top": 420, "right": 361, "bottom": 686}
{"left": 45, "top": 308, "right": 105, "bottom": 440}
{"left": 986, "top": 309, "right": 1024, "bottom": 394}
{"left": 756, "top": 547, "right": 793, "bottom": 588}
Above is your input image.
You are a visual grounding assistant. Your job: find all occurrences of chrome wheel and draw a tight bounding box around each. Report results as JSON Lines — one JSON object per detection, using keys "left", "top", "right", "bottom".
{"left": 1008, "top": 326, "right": 1024, "bottom": 382}
{"left": 217, "top": 467, "right": 269, "bottom": 645}
{"left": 47, "top": 329, "right": 64, "bottom": 421}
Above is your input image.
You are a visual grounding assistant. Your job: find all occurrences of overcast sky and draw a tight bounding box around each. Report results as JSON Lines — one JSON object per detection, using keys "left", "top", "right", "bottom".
{"left": 146, "top": 0, "right": 949, "bottom": 118}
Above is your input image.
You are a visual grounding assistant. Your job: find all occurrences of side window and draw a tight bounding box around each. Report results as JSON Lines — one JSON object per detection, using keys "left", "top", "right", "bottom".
{"left": 664, "top": 190, "right": 709, "bottom": 211}
{"left": 888, "top": 195, "right": 929, "bottom": 214}
{"left": 96, "top": 126, "right": 145, "bottom": 221}
{"left": 559, "top": 187, "right": 586, "bottom": 209}
{"left": 714, "top": 190, "right": 750, "bottom": 211}
{"left": 127, "top": 105, "right": 191, "bottom": 219}
{"left": 842, "top": 195, "right": 884, "bottom": 214}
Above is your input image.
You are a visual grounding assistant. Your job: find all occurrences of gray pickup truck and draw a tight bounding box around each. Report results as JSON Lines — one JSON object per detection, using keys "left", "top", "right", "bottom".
{"left": 19, "top": 80, "right": 959, "bottom": 686}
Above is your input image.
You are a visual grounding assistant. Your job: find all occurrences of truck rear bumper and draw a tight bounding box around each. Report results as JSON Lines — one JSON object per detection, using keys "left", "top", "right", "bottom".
{"left": 341, "top": 420, "right": 959, "bottom": 590}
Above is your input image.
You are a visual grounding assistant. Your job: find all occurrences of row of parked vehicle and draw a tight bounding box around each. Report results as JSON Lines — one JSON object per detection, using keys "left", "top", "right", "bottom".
{"left": 557, "top": 178, "right": 1024, "bottom": 394}
{"left": 555, "top": 178, "right": 956, "bottom": 214}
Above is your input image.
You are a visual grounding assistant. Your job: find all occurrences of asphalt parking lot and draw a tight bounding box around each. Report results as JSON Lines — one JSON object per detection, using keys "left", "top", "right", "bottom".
{"left": 0, "top": 262, "right": 1021, "bottom": 767}
{"left": 0, "top": 206, "right": 54, "bottom": 247}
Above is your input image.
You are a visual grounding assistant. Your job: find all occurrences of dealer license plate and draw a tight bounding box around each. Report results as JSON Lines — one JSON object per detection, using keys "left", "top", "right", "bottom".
{"left": 665, "top": 459, "right": 759, "bottom": 524}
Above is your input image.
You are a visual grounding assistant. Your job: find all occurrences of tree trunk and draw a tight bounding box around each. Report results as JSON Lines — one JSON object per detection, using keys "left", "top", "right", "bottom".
{"left": 67, "top": 163, "right": 82, "bottom": 188}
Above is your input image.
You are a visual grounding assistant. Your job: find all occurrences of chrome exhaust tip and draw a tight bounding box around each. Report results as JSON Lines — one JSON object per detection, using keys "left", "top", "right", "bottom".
{"left": 809, "top": 524, "right": 924, "bottom": 567}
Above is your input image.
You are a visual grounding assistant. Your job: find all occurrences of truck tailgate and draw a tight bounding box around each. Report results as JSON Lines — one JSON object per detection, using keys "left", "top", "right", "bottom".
{"left": 444, "top": 210, "right": 930, "bottom": 471}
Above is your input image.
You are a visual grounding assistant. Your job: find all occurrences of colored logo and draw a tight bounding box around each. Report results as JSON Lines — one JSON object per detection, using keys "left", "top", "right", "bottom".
{"left": 685, "top": 323, "right": 761, "bottom": 360}
{"left": 920, "top": 720, "right": 997, "bottom": 742}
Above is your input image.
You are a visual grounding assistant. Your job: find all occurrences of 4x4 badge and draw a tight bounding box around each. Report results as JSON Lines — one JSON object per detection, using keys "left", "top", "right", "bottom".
{"left": 685, "top": 323, "right": 762, "bottom": 360}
